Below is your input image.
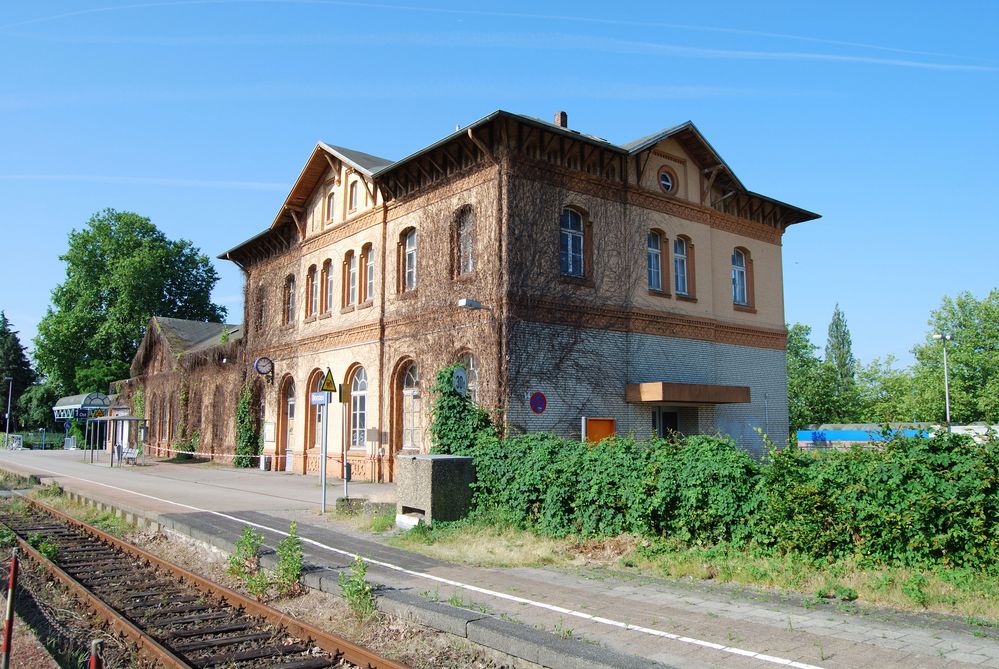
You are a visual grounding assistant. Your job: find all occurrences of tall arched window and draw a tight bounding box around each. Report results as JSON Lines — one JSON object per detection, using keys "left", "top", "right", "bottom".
{"left": 350, "top": 367, "right": 367, "bottom": 449}
{"left": 307, "top": 265, "right": 318, "bottom": 317}
{"left": 647, "top": 231, "right": 663, "bottom": 292}
{"left": 361, "top": 243, "right": 374, "bottom": 302}
{"left": 456, "top": 208, "right": 475, "bottom": 276}
{"left": 325, "top": 191, "right": 335, "bottom": 223}
{"left": 323, "top": 259, "right": 334, "bottom": 312}
{"left": 674, "top": 237, "right": 689, "bottom": 296}
{"left": 459, "top": 352, "right": 479, "bottom": 405}
{"left": 401, "top": 364, "right": 422, "bottom": 450}
{"left": 149, "top": 397, "right": 158, "bottom": 443}
{"left": 255, "top": 285, "right": 266, "bottom": 331}
{"left": 320, "top": 260, "right": 331, "bottom": 313}
{"left": 343, "top": 251, "right": 357, "bottom": 306}
{"left": 160, "top": 397, "right": 168, "bottom": 444}
{"left": 559, "top": 208, "right": 584, "bottom": 277}
{"left": 349, "top": 182, "right": 358, "bottom": 211}
{"left": 399, "top": 229, "right": 417, "bottom": 292}
{"left": 284, "top": 275, "right": 296, "bottom": 324}
{"left": 732, "top": 248, "right": 748, "bottom": 305}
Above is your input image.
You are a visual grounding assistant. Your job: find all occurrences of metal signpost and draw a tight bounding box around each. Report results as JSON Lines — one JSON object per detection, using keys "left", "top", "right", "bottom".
{"left": 339, "top": 383, "right": 350, "bottom": 500}
{"left": 317, "top": 368, "right": 338, "bottom": 513}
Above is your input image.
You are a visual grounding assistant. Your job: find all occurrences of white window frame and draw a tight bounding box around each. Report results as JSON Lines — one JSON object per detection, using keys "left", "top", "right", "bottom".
{"left": 460, "top": 353, "right": 479, "bottom": 405}
{"left": 349, "top": 181, "right": 358, "bottom": 211}
{"left": 404, "top": 230, "right": 417, "bottom": 291}
{"left": 309, "top": 268, "right": 318, "bottom": 316}
{"left": 324, "top": 262, "right": 334, "bottom": 312}
{"left": 559, "top": 208, "right": 584, "bottom": 277}
{"left": 674, "top": 238, "right": 688, "bottom": 296}
{"left": 401, "top": 364, "right": 422, "bottom": 450}
{"left": 285, "top": 277, "right": 295, "bottom": 324}
{"left": 350, "top": 368, "right": 367, "bottom": 449}
{"left": 458, "top": 209, "right": 474, "bottom": 275}
{"left": 365, "top": 250, "right": 374, "bottom": 301}
{"left": 647, "top": 232, "right": 662, "bottom": 291}
{"left": 732, "top": 249, "right": 748, "bottom": 305}
{"left": 348, "top": 254, "right": 357, "bottom": 305}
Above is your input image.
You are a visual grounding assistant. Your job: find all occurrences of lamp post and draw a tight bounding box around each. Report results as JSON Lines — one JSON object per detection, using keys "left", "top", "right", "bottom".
{"left": 3, "top": 377, "right": 11, "bottom": 450}
{"left": 932, "top": 334, "right": 955, "bottom": 429}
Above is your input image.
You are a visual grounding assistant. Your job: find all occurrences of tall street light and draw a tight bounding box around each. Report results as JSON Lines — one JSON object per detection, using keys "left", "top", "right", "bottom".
{"left": 3, "top": 377, "right": 11, "bottom": 450}
{"left": 932, "top": 334, "right": 955, "bottom": 429}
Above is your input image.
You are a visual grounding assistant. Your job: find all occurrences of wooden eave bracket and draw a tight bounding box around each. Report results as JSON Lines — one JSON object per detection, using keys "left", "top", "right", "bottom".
{"left": 287, "top": 207, "right": 305, "bottom": 238}
{"left": 467, "top": 127, "right": 496, "bottom": 164}
{"left": 322, "top": 153, "right": 342, "bottom": 183}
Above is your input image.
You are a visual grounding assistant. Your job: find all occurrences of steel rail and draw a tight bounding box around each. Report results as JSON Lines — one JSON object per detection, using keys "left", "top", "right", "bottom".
{"left": 18, "top": 496, "right": 410, "bottom": 669}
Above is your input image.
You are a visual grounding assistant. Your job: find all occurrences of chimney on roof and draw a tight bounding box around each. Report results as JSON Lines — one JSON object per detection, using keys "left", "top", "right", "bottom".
{"left": 554, "top": 111, "right": 568, "bottom": 128}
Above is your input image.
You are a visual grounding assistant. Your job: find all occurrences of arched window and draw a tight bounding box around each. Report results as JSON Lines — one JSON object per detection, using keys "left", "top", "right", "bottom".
{"left": 284, "top": 275, "right": 296, "bottom": 324}
{"left": 320, "top": 260, "right": 331, "bottom": 313}
{"left": 401, "top": 364, "right": 422, "bottom": 450}
{"left": 360, "top": 243, "right": 374, "bottom": 302}
{"left": 343, "top": 251, "right": 357, "bottom": 306}
{"left": 349, "top": 367, "right": 367, "bottom": 449}
{"left": 459, "top": 352, "right": 479, "bottom": 405}
{"left": 399, "top": 228, "right": 417, "bottom": 292}
{"left": 325, "top": 191, "right": 335, "bottom": 223}
{"left": 559, "top": 208, "right": 584, "bottom": 277}
{"left": 658, "top": 165, "right": 677, "bottom": 194}
{"left": 732, "top": 247, "right": 754, "bottom": 309}
{"left": 647, "top": 231, "right": 663, "bottom": 292}
{"left": 160, "top": 397, "right": 168, "bottom": 444}
{"left": 323, "top": 259, "right": 334, "bottom": 313}
{"left": 149, "top": 397, "right": 157, "bottom": 443}
{"left": 349, "top": 182, "right": 358, "bottom": 211}
{"left": 732, "top": 248, "right": 748, "bottom": 305}
{"left": 306, "top": 265, "right": 318, "bottom": 317}
{"left": 456, "top": 208, "right": 475, "bottom": 276}
{"left": 255, "top": 285, "right": 266, "bottom": 330}
{"left": 674, "top": 237, "right": 689, "bottom": 296}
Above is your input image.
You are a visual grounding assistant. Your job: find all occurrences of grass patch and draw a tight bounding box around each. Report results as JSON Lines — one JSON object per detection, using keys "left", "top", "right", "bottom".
{"left": 359, "top": 511, "right": 396, "bottom": 533}
{"left": 0, "top": 470, "right": 36, "bottom": 490}
{"left": 387, "top": 514, "right": 576, "bottom": 568}
{"left": 26, "top": 493, "right": 136, "bottom": 538}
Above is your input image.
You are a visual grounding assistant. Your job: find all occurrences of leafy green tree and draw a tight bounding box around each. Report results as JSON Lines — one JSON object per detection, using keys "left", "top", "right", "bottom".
{"left": 825, "top": 304, "right": 856, "bottom": 387}
{"left": 0, "top": 312, "right": 37, "bottom": 430}
{"left": 16, "top": 382, "right": 60, "bottom": 432}
{"left": 787, "top": 323, "right": 860, "bottom": 433}
{"left": 855, "top": 356, "right": 922, "bottom": 424}
{"left": 911, "top": 290, "right": 999, "bottom": 423}
{"left": 34, "top": 209, "right": 226, "bottom": 394}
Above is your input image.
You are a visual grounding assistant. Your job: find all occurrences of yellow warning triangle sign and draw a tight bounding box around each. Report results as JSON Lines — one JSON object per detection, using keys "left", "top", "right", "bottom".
{"left": 320, "top": 368, "right": 337, "bottom": 393}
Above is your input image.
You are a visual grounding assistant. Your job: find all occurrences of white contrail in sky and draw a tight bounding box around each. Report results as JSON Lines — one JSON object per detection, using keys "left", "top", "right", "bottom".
{"left": 0, "top": 174, "right": 288, "bottom": 191}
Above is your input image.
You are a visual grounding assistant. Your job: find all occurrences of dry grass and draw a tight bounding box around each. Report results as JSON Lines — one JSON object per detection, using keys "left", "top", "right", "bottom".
{"left": 388, "top": 520, "right": 582, "bottom": 568}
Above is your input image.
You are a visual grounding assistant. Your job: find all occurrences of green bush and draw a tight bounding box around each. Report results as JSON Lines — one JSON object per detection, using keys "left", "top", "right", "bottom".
{"left": 234, "top": 385, "right": 260, "bottom": 468}
{"left": 228, "top": 527, "right": 264, "bottom": 580}
{"left": 275, "top": 522, "right": 304, "bottom": 596}
{"left": 339, "top": 555, "right": 375, "bottom": 619}
{"left": 429, "top": 373, "right": 999, "bottom": 573}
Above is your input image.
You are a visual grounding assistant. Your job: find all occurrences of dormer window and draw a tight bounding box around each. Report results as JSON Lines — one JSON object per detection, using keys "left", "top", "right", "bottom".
{"left": 658, "top": 166, "right": 676, "bottom": 194}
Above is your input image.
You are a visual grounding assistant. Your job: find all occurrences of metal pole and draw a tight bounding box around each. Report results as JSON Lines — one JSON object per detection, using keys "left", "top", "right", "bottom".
{"left": 942, "top": 340, "right": 952, "bottom": 430}
{"left": 88, "top": 639, "right": 103, "bottom": 669}
{"left": 40, "top": 429, "right": 44, "bottom": 451}
{"left": 1, "top": 548, "right": 18, "bottom": 669}
{"left": 3, "top": 378, "right": 11, "bottom": 450}
{"left": 320, "top": 394, "right": 329, "bottom": 514}
{"left": 342, "top": 401, "right": 348, "bottom": 499}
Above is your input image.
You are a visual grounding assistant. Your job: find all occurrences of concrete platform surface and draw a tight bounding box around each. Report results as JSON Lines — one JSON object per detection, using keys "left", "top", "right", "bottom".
{"left": 1, "top": 449, "right": 997, "bottom": 669}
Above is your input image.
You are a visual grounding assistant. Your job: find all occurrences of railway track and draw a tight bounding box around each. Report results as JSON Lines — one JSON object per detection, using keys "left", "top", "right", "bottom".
{"left": 0, "top": 496, "right": 410, "bottom": 669}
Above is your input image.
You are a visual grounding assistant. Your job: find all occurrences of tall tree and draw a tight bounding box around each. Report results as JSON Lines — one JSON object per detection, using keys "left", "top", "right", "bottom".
{"left": 17, "top": 382, "right": 60, "bottom": 432}
{"left": 0, "top": 312, "right": 37, "bottom": 431}
{"left": 34, "top": 209, "right": 226, "bottom": 394}
{"left": 825, "top": 304, "right": 857, "bottom": 391}
{"left": 911, "top": 290, "right": 999, "bottom": 423}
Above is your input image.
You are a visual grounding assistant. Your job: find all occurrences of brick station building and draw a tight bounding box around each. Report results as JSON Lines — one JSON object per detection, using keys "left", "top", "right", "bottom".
{"left": 125, "top": 110, "right": 818, "bottom": 481}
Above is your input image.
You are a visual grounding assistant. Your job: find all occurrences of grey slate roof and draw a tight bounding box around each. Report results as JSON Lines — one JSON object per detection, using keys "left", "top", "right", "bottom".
{"left": 154, "top": 317, "right": 243, "bottom": 356}
{"left": 319, "top": 142, "right": 394, "bottom": 175}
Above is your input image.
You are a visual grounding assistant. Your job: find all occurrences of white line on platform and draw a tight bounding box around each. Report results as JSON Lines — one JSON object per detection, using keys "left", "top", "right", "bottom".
{"left": 20, "top": 462, "right": 824, "bottom": 669}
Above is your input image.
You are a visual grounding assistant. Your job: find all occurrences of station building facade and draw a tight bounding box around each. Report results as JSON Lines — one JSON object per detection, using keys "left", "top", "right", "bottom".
{"left": 125, "top": 110, "right": 818, "bottom": 481}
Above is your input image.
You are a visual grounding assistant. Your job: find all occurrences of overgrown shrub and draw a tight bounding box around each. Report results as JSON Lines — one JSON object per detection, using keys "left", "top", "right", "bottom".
{"left": 234, "top": 384, "right": 260, "bottom": 468}
{"left": 429, "top": 373, "right": 999, "bottom": 573}
{"left": 229, "top": 527, "right": 264, "bottom": 580}
{"left": 338, "top": 555, "right": 375, "bottom": 619}
{"left": 275, "top": 522, "right": 304, "bottom": 596}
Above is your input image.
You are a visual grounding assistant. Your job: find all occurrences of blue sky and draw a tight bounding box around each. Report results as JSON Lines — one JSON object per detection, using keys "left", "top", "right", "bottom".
{"left": 1, "top": 1, "right": 996, "bottom": 368}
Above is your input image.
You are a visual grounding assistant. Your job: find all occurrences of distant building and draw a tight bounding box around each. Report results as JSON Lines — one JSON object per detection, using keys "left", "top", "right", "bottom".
{"left": 123, "top": 110, "right": 818, "bottom": 480}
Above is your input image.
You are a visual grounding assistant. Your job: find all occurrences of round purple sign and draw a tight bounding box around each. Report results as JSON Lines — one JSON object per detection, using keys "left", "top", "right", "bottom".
{"left": 529, "top": 391, "right": 547, "bottom": 414}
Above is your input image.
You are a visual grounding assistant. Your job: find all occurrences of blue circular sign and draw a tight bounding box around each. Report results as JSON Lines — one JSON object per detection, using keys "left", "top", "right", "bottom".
{"left": 529, "top": 392, "right": 547, "bottom": 414}
{"left": 64, "top": 421, "right": 71, "bottom": 431}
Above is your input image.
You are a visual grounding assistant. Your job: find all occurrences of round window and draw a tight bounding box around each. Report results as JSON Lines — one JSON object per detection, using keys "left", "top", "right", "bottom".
{"left": 658, "top": 167, "right": 676, "bottom": 193}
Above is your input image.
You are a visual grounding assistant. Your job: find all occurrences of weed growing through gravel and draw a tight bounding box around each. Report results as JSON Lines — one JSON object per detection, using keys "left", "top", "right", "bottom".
{"left": 26, "top": 533, "right": 59, "bottom": 562}
{"left": 37, "top": 482, "right": 63, "bottom": 498}
{"left": 275, "top": 522, "right": 304, "bottom": 596}
{"left": 229, "top": 527, "right": 264, "bottom": 581}
{"left": 339, "top": 555, "right": 375, "bottom": 620}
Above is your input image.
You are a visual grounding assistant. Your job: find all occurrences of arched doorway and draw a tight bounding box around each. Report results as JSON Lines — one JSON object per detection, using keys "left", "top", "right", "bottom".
{"left": 391, "top": 359, "right": 423, "bottom": 453}
{"left": 277, "top": 377, "right": 295, "bottom": 472}
{"left": 304, "top": 369, "right": 324, "bottom": 473}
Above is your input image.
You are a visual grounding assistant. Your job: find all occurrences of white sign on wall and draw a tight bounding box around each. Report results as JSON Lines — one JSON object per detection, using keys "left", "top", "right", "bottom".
{"left": 263, "top": 421, "right": 276, "bottom": 443}
{"left": 453, "top": 367, "right": 468, "bottom": 397}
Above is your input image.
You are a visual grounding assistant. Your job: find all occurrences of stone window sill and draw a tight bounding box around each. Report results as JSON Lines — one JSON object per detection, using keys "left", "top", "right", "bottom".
{"left": 676, "top": 294, "right": 697, "bottom": 303}
{"left": 734, "top": 303, "right": 757, "bottom": 314}
{"left": 648, "top": 289, "right": 671, "bottom": 299}
{"left": 340, "top": 305, "right": 356, "bottom": 314}
{"left": 358, "top": 300, "right": 374, "bottom": 310}
{"left": 559, "top": 275, "right": 595, "bottom": 289}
